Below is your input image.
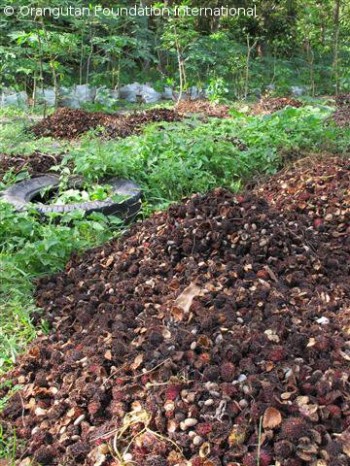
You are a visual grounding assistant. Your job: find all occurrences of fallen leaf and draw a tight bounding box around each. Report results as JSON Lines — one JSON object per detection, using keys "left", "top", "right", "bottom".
{"left": 17, "top": 459, "right": 31, "bottom": 466}
{"left": 307, "top": 337, "right": 316, "bottom": 347}
{"left": 339, "top": 432, "right": 350, "bottom": 457}
{"left": 130, "top": 354, "right": 143, "bottom": 370}
{"left": 296, "top": 396, "right": 310, "bottom": 406}
{"left": 87, "top": 444, "right": 109, "bottom": 466}
{"left": 174, "top": 282, "right": 204, "bottom": 313}
{"left": 263, "top": 407, "right": 282, "bottom": 429}
{"left": 171, "top": 306, "right": 185, "bottom": 322}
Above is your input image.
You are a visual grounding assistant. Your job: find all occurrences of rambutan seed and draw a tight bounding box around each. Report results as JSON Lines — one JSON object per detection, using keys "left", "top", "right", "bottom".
{"left": 325, "top": 440, "right": 342, "bottom": 457}
{"left": 243, "top": 451, "right": 271, "bottom": 466}
{"left": 268, "top": 345, "right": 286, "bottom": 362}
{"left": 220, "top": 362, "right": 236, "bottom": 382}
{"left": 285, "top": 460, "right": 303, "bottom": 466}
{"left": 316, "top": 380, "right": 331, "bottom": 396}
{"left": 301, "top": 383, "right": 315, "bottom": 395}
{"left": 165, "top": 384, "right": 182, "bottom": 401}
{"left": 325, "top": 404, "right": 342, "bottom": 418}
{"left": 280, "top": 417, "right": 310, "bottom": 441}
{"left": 274, "top": 440, "right": 294, "bottom": 458}
{"left": 198, "top": 353, "right": 211, "bottom": 364}
{"left": 87, "top": 400, "right": 101, "bottom": 416}
{"left": 314, "top": 336, "right": 330, "bottom": 351}
{"left": 257, "top": 269, "right": 269, "bottom": 279}
{"left": 143, "top": 455, "right": 168, "bottom": 466}
{"left": 195, "top": 422, "right": 212, "bottom": 436}
{"left": 259, "top": 449, "right": 273, "bottom": 466}
{"left": 221, "top": 382, "right": 238, "bottom": 397}
{"left": 203, "top": 365, "right": 220, "bottom": 381}
{"left": 190, "top": 457, "right": 204, "bottom": 466}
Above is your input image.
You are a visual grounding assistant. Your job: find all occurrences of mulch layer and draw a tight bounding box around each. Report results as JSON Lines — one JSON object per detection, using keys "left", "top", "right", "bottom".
{"left": 0, "top": 152, "right": 63, "bottom": 183}
{"left": 30, "top": 108, "right": 181, "bottom": 140}
{"left": 252, "top": 97, "right": 303, "bottom": 115}
{"left": 1, "top": 157, "right": 350, "bottom": 466}
{"left": 175, "top": 101, "right": 230, "bottom": 119}
{"left": 333, "top": 94, "right": 350, "bottom": 128}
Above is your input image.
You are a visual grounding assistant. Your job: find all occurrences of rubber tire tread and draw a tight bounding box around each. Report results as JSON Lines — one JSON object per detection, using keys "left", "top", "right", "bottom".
{"left": 1, "top": 176, "right": 142, "bottom": 219}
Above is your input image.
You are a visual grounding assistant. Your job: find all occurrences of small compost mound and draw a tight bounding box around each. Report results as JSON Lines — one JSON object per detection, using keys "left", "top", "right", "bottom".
{"left": 253, "top": 97, "right": 303, "bottom": 115}
{"left": 0, "top": 152, "right": 62, "bottom": 182}
{"left": 254, "top": 156, "right": 350, "bottom": 244}
{"left": 333, "top": 94, "right": 350, "bottom": 127}
{"left": 176, "top": 100, "right": 230, "bottom": 118}
{"left": 30, "top": 107, "right": 181, "bottom": 139}
{"left": 1, "top": 158, "right": 350, "bottom": 466}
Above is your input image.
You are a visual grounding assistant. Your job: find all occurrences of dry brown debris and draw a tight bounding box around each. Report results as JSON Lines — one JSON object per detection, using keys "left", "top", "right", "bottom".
{"left": 175, "top": 100, "right": 230, "bottom": 118}
{"left": 333, "top": 94, "right": 350, "bottom": 127}
{"left": 0, "top": 157, "right": 349, "bottom": 466}
{"left": 0, "top": 152, "right": 63, "bottom": 182}
{"left": 30, "top": 107, "right": 181, "bottom": 140}
{"left": 253, "top": 97, "right": 303, "bottom": 115}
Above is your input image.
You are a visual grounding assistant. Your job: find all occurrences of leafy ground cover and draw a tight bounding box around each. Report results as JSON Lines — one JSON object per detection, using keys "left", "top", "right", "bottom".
{"left": 0, "top": 99, "right": 349, "bottom": 463}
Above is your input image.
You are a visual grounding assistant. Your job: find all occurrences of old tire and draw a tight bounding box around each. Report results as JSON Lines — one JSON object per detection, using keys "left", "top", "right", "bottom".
{"left": 1, "top": 175, "right": 142, "bottom": 219}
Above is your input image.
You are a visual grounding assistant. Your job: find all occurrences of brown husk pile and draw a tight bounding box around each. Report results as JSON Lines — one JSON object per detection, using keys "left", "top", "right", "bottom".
{"left": 30, "top": 108, "right": 181, "bottom": 140}
{"left": 333, "top": 94, "right": 350, "bottom": 128}
{"left": 175, "top": 101, "right": 230, "bottom": 118}
{"left": 1, "top": 157, "right": 350, "bottom": 466}
{"left": 0, "top": 152, "right": 63, "bottom": 182}
{"left": 253, "top": 97, "right": 303, "bottom": 115}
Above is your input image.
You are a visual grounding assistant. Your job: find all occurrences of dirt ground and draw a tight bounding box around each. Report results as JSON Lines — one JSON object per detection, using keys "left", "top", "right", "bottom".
{"left": 1, "top": 156, "right": 349, "bottom": 466}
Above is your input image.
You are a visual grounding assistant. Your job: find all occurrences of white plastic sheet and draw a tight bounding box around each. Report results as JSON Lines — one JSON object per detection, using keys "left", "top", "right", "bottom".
{"left": 35, "top": 88, "right": 56, "bottom": 106}
{"left": 0, "top": 89, "right": 28, "bottom": 107}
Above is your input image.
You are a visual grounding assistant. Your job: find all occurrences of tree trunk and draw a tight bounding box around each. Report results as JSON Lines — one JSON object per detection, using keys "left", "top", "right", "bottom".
{"left": 86, "top": 39, "right": 93, "bottom": 85}
{"left": 332, "top": 0, "right": 341, "bottom": 95}
{"left": 79, "top": 37, "right": 84, "bottom": 85}
{"left": 244, "top": 36, "right": 258, "bottom": 100}
{"left": 173, "top": 23, "right": 184, "bottom": 105}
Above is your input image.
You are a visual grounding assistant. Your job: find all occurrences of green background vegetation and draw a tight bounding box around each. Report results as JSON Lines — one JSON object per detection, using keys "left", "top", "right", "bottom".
{"left": 0, "top": 0, "right": 350, "bottom": 98}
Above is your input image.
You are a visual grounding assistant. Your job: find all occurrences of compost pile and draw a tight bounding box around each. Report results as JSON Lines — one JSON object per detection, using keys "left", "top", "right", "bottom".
{"left": 30, "top": 108, "right": 181, "bottom": 139}
{"left": 0, "top": 152, "right": 62, "bottom": 182}
{"left": 253, "top": 97, "right": 303, "bottom": 115}
{"left": 1, "top": 158, "right": 350, "bottom": 466}
{"left": 176, "top": 101, "right": 230, "bottom": 118}
{"left": 255, "top": 156, "right": 349, "bottom": 237}
{"left": 333, "top": 94, "right": 350, "bottom": 128}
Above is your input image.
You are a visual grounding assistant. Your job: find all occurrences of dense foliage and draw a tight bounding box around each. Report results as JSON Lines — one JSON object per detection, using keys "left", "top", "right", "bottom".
{"left": 1, "top": 0, "right": 350, "bottom": 97}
